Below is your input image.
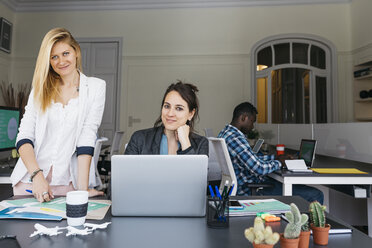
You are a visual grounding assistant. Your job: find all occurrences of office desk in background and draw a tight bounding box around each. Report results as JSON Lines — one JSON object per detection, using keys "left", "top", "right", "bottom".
{"left": 269, "top": 154, "right": 372, "bottom": 237}
{"left": 0, "top": 196, "right": 372, "bottom": 248}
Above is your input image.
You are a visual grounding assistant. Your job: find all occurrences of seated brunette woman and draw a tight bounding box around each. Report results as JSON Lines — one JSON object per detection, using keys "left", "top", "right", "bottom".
{"left": 125, "top": 81, "right": 208, "bottom": 155}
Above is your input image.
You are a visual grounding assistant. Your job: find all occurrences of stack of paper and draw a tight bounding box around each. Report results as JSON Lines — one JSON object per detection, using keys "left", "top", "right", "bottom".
{"left": 0, "top": 197, "right": 111, "bottom": 220}
{"left": 229, "top": 199, "right": 290, "bottom": 216}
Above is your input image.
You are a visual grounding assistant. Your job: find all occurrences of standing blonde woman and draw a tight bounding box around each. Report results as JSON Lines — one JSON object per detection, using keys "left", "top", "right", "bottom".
{"left": 10, "top": 28, "right": 105, "bottom": 202}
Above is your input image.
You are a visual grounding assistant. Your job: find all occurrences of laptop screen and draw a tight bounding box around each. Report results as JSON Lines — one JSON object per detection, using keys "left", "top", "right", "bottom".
{"left": 299, "top": 139, "right": 317, "bottom": 167}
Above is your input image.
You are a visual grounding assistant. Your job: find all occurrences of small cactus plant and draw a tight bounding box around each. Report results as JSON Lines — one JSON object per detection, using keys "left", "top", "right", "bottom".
{"left": 309, "top": 201, "right": 326, "bottom": 227}
{"left": 301, "top": 218, "right": 310, "bottom": 232}
{"left": 244, "top": 217, "right": 280, "bottom": 245}
{"left": 283, "top": 203, "right": 308, "bottom": 239}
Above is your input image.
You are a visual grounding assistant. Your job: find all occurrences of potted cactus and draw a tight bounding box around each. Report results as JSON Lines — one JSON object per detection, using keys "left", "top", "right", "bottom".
{"left": 299, "top": 216, "right": 310, "bottom": 248}
{"left": 309, "top": 201, "right": 330, "bottom": 245}
{"left": 244, "top": 217, "right": 280, "bottom": 248}
{"left": 280, "top": 203, "right": 308, "bottom": 248}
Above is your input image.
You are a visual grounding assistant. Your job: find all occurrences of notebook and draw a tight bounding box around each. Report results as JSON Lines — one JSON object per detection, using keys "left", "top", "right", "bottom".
{"left": 111, "top": 155, "right": 208, "bottom": 217}
{"left": 298, "top": 139, "right": 317, "bottom": 167}
{"left": 252, "top": 139, "right": 264, "bottom": 153}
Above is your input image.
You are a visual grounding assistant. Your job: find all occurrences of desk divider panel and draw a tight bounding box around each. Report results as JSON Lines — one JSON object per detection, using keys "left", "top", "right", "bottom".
{"left": 255, "top": 124, "right": 278, "bottom": 145}
{"left": 313, "top": 122, "right": 372, "bottom": 164}
{"left": 257, "top": 122, "right": 372, "bottom": 165}
{"left": 278, "top": 124, "right": 313, "bottom": 150}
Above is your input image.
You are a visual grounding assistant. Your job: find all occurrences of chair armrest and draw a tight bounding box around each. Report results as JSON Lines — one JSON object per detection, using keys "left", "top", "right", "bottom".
{"left": 245, "top": 183, "right": 274, "bottom": 189}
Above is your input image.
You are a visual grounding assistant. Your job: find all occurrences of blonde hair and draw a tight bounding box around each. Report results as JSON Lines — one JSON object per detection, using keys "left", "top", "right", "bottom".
{"left": 32, "top": 28, "right": 82, "bottom": 112}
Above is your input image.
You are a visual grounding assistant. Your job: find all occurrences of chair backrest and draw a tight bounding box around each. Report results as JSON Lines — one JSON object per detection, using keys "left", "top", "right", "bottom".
{"left": 90, "top": 137, "right": 109, "bottom": 188}
{"left": 207, "top": 137, "right": 237, "bottom": 196}
{"left": 110, "top": 131, "right": 125, "bottom": 157}
{"left": 204, "top": 128, "right": 214, "bottom": 137}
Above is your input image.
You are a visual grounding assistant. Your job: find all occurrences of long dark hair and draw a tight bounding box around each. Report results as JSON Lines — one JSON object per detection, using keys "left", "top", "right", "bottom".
{"left": 154, "top": 80, "right": 199, "bottom": 133}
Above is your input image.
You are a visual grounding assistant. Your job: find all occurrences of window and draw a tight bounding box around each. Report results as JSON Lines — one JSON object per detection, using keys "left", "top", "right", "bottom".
{"left": 252, "top": 36, "right": 336, "bottom": 123}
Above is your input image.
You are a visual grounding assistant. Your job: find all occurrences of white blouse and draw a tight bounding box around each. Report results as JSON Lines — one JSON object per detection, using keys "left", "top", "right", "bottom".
{"left": 20, "top": 97, "right": 79, "bottom": 185}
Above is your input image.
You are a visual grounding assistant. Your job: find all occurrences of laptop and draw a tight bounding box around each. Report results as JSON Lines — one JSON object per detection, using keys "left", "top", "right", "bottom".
{"left": 298, "top": 139, "right": 317, "bottom": 167}
{"left": 111, "top": 155, "right": 208, "bottom": 217}
{"left": 252, "top": 138, "right": 264, "bottom": 153}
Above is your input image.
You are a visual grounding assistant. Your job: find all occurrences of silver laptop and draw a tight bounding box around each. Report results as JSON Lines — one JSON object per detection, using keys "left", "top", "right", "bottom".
{"left": 252, "top": 138, "right": 264, "bottom": 153}
{"left": 111, "top": 155, "right": 208, "bottom": 217}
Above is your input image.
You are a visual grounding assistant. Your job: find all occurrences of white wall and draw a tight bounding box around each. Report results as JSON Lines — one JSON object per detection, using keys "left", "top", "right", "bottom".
{"left": 351, "top": 0, "right": 372, "bottom": 51}
{"left": 1, "top": 2, "right": 363, "bottom": 140}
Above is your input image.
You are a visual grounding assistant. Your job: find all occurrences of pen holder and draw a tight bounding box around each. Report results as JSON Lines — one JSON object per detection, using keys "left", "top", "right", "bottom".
{"left": 206, "top": 197, "right": 229, "bottom": 228}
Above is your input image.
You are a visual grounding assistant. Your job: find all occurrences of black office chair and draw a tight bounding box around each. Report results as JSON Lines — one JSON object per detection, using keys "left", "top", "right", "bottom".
{"left": 243, "top": 182, "right": 274, "bottom": 196}
{"left": 97, "top": 131, "right": 124, "bottom": 193}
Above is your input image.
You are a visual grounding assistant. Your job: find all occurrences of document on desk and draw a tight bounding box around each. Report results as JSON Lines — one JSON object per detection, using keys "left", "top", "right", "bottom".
{"left": 311, "top": 168, "right": 368, "bottom": 174}
{"left": 0, "top": 197, "right": 111, "bottom": 220}
{"left": 229, "top": 199, "right": 290, "bottom": 216}
{"left": 285, "top": 160, "right": 313, "bottom": 173}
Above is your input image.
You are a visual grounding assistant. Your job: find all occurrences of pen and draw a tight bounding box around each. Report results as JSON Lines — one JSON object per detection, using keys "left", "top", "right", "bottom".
{"left": 208, "top": 185, "right": 215, "bottom": 197}
{"left": 25, "top": 189, "right": 32, "bottom": 194}
{"left": 215, "top": 185, "right": 222, "bottom": 200}
{"left": 228, "top": 184, "right": 235, "bottom": 196}
{"left": 221, "top": 185, "right": 228, "bottom": 199}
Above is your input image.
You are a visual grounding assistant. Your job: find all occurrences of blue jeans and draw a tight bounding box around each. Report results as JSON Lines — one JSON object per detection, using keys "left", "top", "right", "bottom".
{"left": 258, "top": 177, "right": 324, "bottom": 204}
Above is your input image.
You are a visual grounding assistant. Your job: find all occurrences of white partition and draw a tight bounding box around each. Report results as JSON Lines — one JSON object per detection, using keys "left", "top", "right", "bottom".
{"left": 279, "top": 124, "right": 313, "bottom": 150}
{"left": 313, "top": 122, "right": 372, "bottom": 164}
{"left": 255, "top": 124, "right": 278, "bottom": 145}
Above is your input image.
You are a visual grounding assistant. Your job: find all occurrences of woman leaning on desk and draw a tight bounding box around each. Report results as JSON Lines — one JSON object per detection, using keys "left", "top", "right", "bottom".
{"left": 125, "top": 81, "right": 208, "bottom": 155}
{"left": 10, "top": 28, "right": 105, "bottom": 202}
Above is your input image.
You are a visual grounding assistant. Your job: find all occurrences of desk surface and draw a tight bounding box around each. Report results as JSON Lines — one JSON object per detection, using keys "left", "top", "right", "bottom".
{"left": 276, "top": 153, "right": 372, "bottom": 177}
{"left": 1, "top": 196, "right": 371, "bottom": 248}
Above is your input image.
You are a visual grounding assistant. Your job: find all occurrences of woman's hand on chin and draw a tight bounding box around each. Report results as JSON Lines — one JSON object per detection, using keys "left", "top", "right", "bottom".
{"left": 176, "top": 124, "right": 191, "bottom": 150}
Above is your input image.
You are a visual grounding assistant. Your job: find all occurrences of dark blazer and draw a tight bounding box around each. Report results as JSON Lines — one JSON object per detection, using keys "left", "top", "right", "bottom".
{"left": 125, "top": 126, "right": 208, "bottom": 155}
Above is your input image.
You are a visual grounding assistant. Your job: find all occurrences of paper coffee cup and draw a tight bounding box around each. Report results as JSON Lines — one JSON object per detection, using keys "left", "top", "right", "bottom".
{"left": 66, "top": 190, "right": 89, "bottom": 226}
{"left": 276, "top": 144, "right": 285, "bottom": 156}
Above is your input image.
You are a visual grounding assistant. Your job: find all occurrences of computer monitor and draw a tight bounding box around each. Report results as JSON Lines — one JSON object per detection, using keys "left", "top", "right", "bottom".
{"left": 298, "top": 139, "right": 317, "bottom": 167}
{"left": 0, "top": 106, "right": 20, "bottom": 152}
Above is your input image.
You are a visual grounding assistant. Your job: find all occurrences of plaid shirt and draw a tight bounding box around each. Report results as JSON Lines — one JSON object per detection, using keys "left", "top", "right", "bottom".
{"left": 218, "top": 124, "right": 281, "bottom": 195}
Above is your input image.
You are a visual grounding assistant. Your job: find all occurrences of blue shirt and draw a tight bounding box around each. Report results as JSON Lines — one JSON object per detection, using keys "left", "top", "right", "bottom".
{"left": 159, "top": 134, "right": 180, "bottom": 155}
{"left": 217, "top": 124, "right": 281, "bottom": 195}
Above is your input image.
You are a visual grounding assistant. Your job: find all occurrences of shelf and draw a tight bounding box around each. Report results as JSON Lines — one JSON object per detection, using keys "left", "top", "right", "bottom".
{"left": 356, "top": 98, "right": 372, "bottom": 102}
{"left": 354, "top": 62, "right": 372, "bottom": 122}
{"left": 354, "top": 74, "right": 372, "bottom": 80}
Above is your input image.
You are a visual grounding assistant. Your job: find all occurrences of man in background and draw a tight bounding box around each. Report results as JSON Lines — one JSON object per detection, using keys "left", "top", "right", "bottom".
{"left": 218, "top": 102, "right": 323, "bottom": 203}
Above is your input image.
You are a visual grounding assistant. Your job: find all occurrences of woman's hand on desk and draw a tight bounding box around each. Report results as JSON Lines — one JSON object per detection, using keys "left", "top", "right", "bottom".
{"left": 32, "top": 174, "right": 54, "bottom": 203}
{"left": 88, "top": 188, "right": 104, "bottom": 197}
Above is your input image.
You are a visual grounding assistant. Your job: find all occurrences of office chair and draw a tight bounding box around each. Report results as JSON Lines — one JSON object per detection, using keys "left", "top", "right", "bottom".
{"left": 90, "top": 137, "right": 108, "bottom": 190}
{"left": 98, "top": 131, "right": 124, "bottom": 174}
{"left": 207, "top": 138, "right": 272, "bottom": 196}
{"left": 204, "top": 128, "right": 214, "bottom": 137}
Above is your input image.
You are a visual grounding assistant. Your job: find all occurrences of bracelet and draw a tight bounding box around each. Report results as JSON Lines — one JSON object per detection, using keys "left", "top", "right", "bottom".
{"left": 30, "top": 169, "right": 43, "bottom": 182}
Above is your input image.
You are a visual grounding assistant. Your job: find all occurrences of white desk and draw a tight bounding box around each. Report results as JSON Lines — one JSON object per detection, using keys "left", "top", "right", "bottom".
{"left": 269, "top": 170, "right": 372, "bottom": 237}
